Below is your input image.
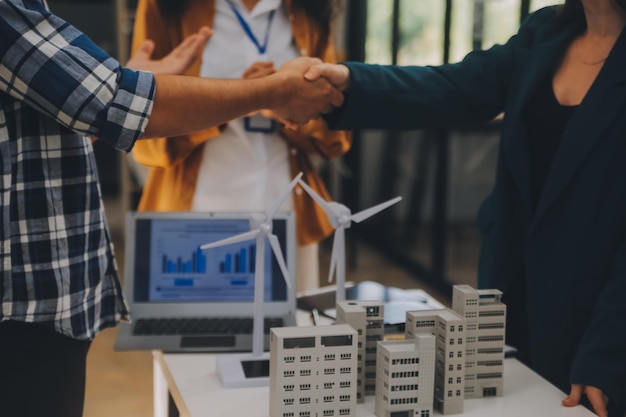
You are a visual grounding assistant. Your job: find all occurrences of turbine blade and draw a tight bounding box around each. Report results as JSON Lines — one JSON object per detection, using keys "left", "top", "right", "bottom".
{"left": 298, "top": 179, "right": 337, "bottom": 217}
{"left": 268, "top": 234, "right": 292, "bottom": 288}
{"left": 267, "top": 172, "right": 304, "bottom": 218}
{"left": 199, "top": 230, "right": 258, "bottom": 250}
{"left": 328, "top": 231, "right": 340, "bottom": 283}
{"left": 351, "top": 196, "right": 402, "bottom": 223}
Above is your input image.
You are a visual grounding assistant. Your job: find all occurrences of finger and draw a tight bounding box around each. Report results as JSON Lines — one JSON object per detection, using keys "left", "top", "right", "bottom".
{"left": 243, "top": 62, "right": 269, "bottom": 78}
{"left": 135, "top": 39, "right": 155, "bottom": 60}
{"left": 175, "top": 29, "right": 212, "bottom": 58}
{"left": 198, "top": 26, "right": 213, "bottom": 40}
{"left": 243, "top": 67, "right": 276, "bottom": 80}
{"left": 282, "top": 119, "right": 298, "bottom": 130}
{"left": 329, "top": 87, "right": 344, "bottom": 108}
{"left": 585, "top": 387, "right": 608, "bottom": 417}
{"left": 304, "top": 64, "right": 322, "bottom": 81}
{"left": 562, "top": 384, "right": 583, "bottom": 407}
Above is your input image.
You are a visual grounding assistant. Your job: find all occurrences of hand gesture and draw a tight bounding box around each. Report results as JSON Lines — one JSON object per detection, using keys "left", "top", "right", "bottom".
{"left": 126, "top": 26, "right": 213, "bottom": 75}
{"left": 563, "top": 384, "right": 609, "bottom": 417}
{"left": 269, "top": 57, "right": 344, "bottom": 126}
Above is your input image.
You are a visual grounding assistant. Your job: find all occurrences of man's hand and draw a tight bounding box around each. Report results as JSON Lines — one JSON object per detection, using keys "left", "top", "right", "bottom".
{"left": 268, "top": 57, "right": 344, "bottom": 127}
{"left": 563, "top": 384, "right": 609, "bottom": 417}
{"left": 126, "top": 26, "right": 213, "bottom": 75}
{"left": 304, "top": 63, "right": 351, "bottom": 91}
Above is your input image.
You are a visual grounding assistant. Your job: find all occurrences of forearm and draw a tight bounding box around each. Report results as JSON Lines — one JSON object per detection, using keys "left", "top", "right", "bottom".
{"left": 141, "top": 74, "right": 281, "bottom": 139}
{"left": 140, "top": 55, "right": 342, "bottom": 140}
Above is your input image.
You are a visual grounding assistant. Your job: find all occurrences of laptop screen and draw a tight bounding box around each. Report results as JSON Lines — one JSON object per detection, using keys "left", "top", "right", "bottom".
{"left": 128, "top": 213, "right": 291, "bottom": 303}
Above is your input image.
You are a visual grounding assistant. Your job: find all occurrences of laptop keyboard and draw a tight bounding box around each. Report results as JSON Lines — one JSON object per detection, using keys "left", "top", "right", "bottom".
{"left": 133, "top": 317, "right": 285, "bottom": 336}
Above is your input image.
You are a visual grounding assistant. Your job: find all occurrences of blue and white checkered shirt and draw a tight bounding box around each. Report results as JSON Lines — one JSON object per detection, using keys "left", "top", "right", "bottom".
{"left": 0, "top": 0, "right": 155, "bottom": 340}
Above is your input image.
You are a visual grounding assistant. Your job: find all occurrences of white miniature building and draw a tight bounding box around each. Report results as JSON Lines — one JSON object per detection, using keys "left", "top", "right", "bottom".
{"left": 375, "top": 333, "right": 436, "bottom": 417}
{"left": 270, "top": 324, "right": 358, "bottom": 417}
{"left": 405, "top": 309, "right": 466, "bottom": 415}
{"left": 336, "top": 300, "right": 385, "bottom": 401}
{"left": 452, "top": 285, "right": 507, "bottom": 398}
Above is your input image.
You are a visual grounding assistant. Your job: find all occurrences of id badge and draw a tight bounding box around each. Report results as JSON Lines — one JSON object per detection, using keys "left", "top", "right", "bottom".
{"left": 244, "top": 114, "right": 276, "bottom": 133}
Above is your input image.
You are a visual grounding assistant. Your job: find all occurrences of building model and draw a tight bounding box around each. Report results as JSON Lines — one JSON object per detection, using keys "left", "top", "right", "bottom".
{"left": 335, "top": 300, "right": 385, "bottom": 402}
{"left": 405, "top": 309, "right": 466, "bottom": 415}
{"left": 375, "top": 333, "right": 436, "bottom": 417}
{"left": 451, "top": 285, "right": 507, "bottom": 398}
{"left": 268, "top": 284, "right": 506, "bottom": 417}
{"left": 269, "top": 324, "right": 358, "bottom": 417}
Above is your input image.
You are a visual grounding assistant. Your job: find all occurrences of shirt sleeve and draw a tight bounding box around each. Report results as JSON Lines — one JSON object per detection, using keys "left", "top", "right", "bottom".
{"left": 0, "top": 0, "right": 155, "bottom": 151}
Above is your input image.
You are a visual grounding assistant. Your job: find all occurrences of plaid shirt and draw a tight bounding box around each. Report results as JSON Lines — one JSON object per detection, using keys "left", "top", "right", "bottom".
{"left": 0, "top": 0, "right": 155, "bottom": 340}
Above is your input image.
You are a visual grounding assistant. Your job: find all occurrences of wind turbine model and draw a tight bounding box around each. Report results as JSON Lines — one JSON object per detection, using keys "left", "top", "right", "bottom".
{"left": 298, "top": 179, "right": 402, "bottom": 302}
{"left": 200, "top": 172, "right": 302, "bottom": 388}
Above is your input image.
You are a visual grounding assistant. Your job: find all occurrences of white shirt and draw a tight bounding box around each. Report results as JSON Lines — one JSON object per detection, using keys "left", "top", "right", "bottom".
{"left": 192, "top": 0, "right": 299, "bottom": 212}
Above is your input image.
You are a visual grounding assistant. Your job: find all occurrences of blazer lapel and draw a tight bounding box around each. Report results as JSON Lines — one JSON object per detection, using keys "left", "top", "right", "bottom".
{"left": 530, "top": 27, "right": 626, "bottom": 232}
{"left": 503, "top": 27, "right": 577, "bottom": 217}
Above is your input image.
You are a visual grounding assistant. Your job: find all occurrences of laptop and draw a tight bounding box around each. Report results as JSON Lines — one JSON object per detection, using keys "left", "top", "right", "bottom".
{"left": 114, "top": 211, "right": 297, "bottom": 353}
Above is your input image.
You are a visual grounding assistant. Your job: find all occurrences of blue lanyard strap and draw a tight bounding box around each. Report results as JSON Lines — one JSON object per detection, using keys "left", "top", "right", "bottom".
{"left": 226, "top": 0, "right": 276, "bottom": 55}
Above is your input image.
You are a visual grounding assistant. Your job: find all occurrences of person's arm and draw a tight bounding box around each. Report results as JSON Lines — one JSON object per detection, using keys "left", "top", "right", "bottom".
{"left": 129, "top": 0, "right": 222, "bottom": 168}
{"left": 141, "top": 59, "right": 341, "bottom": 139}
{"left": 0, "top": 1, "right": 340, "bottom": 153}
{"left": 307, "top": 8, "right": 558, "bottom": 132}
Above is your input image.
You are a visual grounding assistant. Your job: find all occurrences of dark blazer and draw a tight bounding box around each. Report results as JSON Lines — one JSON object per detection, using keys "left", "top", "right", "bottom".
{"left": 327, "top": 6, "right": 626, "bottom": 409}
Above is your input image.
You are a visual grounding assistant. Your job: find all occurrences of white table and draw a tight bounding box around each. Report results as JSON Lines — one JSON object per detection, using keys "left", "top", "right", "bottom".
{"left": 152, "top": 351, "right": 595, "bottom": 417}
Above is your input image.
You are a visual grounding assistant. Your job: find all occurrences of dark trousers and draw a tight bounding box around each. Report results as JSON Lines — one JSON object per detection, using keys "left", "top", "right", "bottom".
{"left": 0, "top": 321, "right": 92, "bottom": 417}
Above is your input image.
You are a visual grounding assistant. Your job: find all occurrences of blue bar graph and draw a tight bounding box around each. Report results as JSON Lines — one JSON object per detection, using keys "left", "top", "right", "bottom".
{"left": 219, "top": 245, "right": 255, "bottom": 273}
{"left": 161, "top": 246, "right": 207, "bottom": 274}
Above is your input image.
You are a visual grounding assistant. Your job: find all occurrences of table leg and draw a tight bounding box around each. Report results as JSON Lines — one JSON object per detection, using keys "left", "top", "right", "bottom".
{"left": 153, "top": 355, "right": 169, "bottom": 417}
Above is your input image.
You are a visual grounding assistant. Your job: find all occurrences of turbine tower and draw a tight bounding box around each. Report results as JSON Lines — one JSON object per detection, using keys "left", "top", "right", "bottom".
{"left": 201, "top": 172, "right": 301, "bottom": 357}
{"left": 298, "top": 179, "right": 401, "bottom": 301}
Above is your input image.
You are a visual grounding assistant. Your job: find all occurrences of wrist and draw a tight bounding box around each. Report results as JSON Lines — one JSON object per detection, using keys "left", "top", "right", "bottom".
{"left": 260, "top": 72, "right": 289, "bottom": 110}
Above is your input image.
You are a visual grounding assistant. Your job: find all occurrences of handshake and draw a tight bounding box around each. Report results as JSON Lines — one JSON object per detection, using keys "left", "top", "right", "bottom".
{"left": 265, "top": 57, "right": 351, "bottom": 127}
{"left": 128, "top": 27, "right": 351, "bottom": 134}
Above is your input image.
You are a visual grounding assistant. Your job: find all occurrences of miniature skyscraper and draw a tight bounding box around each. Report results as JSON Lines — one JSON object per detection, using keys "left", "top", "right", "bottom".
{"left": 336, "top": 300, "right": 385, "bottom": 401}
{"left": 452, "top": 285, "right": 507, "bottom": 398}
{"left": 375, "top": 333, "right": 436, "bottom": 417}
{"left": 270, "top": 325, "right": 358, "bottom": 417}
{"left": 406, "top": 309, "right": 466, "bottom": 415}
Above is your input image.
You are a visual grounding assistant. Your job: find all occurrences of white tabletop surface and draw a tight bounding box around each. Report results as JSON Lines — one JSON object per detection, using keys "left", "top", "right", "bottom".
{"left": 154, "top": 352, "right": 595, "bottom": 417}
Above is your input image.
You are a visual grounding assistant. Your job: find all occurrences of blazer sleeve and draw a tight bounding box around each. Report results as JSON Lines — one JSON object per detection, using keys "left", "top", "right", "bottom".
{"left": 130, "top": 0, "right": 222, "bottom": 169}
{"left": 280, "top": 29, "right": 351, "bottom": 160}
{"left": 570, "top": 240, "right": 626, "bottom": 408}
{"left": 325, "top": 8, "right": 556, "bottom": 131}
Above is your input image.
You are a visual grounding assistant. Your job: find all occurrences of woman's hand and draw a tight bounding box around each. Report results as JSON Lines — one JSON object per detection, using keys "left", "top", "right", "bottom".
{"left": 563, "top": 384, "right": 609, "bottom": 417}
{"left": 242, "top": 61, "right": 276, "bottom": 80}
{"left": 126, "top": 26, "right": 213, "bottom": 75}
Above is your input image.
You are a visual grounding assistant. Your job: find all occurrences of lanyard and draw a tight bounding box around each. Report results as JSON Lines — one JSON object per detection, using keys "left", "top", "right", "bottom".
{"left": 226, "top": 0, "right": 276, "bottom": 55}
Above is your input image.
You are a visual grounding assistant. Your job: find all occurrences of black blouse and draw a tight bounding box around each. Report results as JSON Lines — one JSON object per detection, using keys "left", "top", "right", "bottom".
{"left": 523, "top": 75, "right": 578, "bottom": 212}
